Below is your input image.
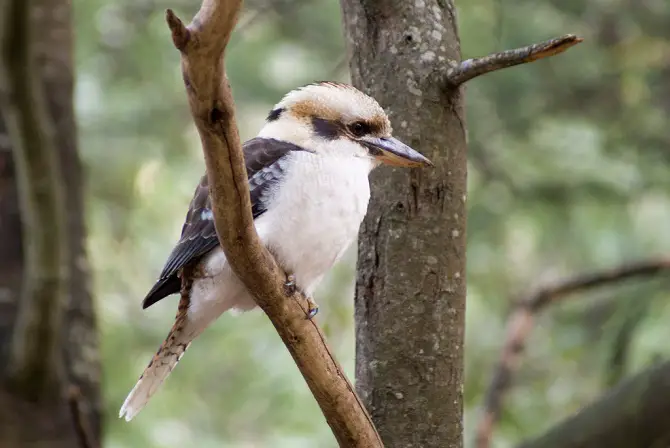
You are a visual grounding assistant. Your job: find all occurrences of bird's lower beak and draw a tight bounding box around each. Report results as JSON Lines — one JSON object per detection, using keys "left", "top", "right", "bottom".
{"left": 361, "top": 136, "right": 433, "bottom": 167}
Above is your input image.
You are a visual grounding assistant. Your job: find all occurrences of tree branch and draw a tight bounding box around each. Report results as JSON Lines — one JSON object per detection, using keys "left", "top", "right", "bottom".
{"left": 446, "top": 34, "right": 583, "bottom": 86}
{"left": 165, "top": 2, "right": 382, "bottom": 446}
{"left": 0, "top": 0, "right": 68, "bottom": 400}
{"left": 475, "top": 258, "right": 670, "bottom": 448}
{"left": 517, "top": 359, "right": 670, "bottom": 448}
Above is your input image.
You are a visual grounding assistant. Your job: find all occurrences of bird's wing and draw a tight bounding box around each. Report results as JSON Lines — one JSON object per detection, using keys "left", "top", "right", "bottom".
{"left": 141, "top": 137, "right": 309, "bottom": 309}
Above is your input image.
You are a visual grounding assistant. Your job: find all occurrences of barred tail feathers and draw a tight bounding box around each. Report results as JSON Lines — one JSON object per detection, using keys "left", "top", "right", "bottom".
{"left": 119, "top": 312, "right": 194, "bottom": 421}
{"left": 121, "top": 257, "right": 238, "bottom": 421}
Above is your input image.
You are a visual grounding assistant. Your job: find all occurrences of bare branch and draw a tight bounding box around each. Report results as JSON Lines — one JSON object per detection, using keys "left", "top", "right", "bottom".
{"left": 165, "top": 1, "right": 382, "bottom": 446}
{"left": 446, "top": 34, "right": 583, "bottom": 86}
{"left": 475, "top": 259, "right": 670, "bottom": 448}
{"left": 518, "top": 360, "right": 670, "bottom": 448}
{"left": 0, "top": 0, "right": 68, "bottom": 399}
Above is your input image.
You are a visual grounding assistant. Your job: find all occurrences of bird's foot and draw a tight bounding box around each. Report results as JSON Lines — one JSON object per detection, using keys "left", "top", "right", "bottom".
{"left": 284, "top": 273, "right": 296, "bottom": 295}
{"left": 284, "top": 273, "right": 319, "bottom": 319}
{"left": 306, "top": 297, "right": 319, "bottom": 320}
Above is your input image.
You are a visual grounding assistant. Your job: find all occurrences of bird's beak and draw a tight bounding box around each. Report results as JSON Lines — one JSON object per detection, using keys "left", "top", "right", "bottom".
{"left": 361, "top": 136, "right": 433, "bottom": 167}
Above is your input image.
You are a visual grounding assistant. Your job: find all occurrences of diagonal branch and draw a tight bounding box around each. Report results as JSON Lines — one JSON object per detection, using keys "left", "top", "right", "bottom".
{"left": 164, "top": 1, "right": 382, "bottom": 446}
{"left": 446, "top": 34, "right": 583, "bottom": 86}
{"left": 475, "top": 258, "right": 670, "bottom": 448}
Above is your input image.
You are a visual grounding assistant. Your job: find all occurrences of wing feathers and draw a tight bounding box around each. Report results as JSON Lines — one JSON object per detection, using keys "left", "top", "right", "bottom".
{"left": 142, "top": 138, "right": 308, "bottom": 308}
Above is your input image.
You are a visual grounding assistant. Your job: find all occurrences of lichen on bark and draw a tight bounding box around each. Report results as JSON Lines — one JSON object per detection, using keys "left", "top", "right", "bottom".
{"left": 340, "top": 1, "right": 468, "bottom": 446}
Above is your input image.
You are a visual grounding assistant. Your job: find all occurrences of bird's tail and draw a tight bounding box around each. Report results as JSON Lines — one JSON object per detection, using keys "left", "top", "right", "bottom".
{"left": 119, "top": 301, "right": 198, "bottom": 421}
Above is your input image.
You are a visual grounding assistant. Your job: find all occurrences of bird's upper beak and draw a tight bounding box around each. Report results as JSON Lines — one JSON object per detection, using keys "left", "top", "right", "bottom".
{"left": 361, "top": 136, "right": 433, "bottom": 167}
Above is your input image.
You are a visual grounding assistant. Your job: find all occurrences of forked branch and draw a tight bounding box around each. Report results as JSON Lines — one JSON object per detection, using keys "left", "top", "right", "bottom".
{"left": 476, "top": 258, "right": 670, "bottom": 448}
{"left": 446, "top": 34, "right": 583, "bottom": 86}
{"left": 165, "top": 1, "right": 382, "bottom": 446}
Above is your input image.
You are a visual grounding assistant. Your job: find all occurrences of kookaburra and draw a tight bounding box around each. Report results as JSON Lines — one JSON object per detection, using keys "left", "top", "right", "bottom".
{"left": 119, "top": 81, "right": 432, "bottom": 421}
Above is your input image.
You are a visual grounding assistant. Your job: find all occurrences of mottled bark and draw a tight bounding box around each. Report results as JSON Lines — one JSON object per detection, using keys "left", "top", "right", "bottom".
{"left": 518, "top": 360, "right": 670, "bottom": 448}
{"left": 0, "top": 0, "right": 101, "bottom": 446}
{"left": 340, "top": 1, "right": 467, "bottom": 447}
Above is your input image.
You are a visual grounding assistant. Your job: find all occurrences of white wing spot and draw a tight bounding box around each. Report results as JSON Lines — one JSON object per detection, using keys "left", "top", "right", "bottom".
{"left": 201, "top": 209, "right": 214, "bottom": 220}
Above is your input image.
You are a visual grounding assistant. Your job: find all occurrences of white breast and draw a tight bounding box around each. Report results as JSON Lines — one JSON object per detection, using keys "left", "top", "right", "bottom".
{"left": 257, "top": 151, "right": 373, "bottom": 296}
{"left": 188, "top": 149, "right": 373, "bottom": 320}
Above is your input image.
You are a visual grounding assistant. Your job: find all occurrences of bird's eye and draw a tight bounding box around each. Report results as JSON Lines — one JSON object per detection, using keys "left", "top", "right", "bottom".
{"left": 349, "top": 121, "right": 368, "bottom": 137}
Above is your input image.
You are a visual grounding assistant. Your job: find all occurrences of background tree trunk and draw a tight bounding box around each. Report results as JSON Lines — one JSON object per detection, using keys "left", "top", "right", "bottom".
{"left": 518, "top": 360, "right": 670, "bottom": 448}
{"left": 340, "top": 1, "right": 467, "bottom": 447}
{"left": 0, "top": 0, "right": 101, "bottom": 446}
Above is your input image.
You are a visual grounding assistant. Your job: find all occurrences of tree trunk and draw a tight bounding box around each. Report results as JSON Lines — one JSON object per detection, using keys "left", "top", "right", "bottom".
{"left": 340, "top": 1, "right": 467, "bottom": 447}
{"left": 0, "top": 0, "right": 101, "bottom": 446}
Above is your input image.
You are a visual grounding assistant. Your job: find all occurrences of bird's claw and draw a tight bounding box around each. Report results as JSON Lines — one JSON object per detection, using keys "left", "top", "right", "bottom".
{"left": 306, "top": 298, "right": 319, "bottom": 320}
{"left": 284, "top": 273, "right": 319, "bottom": 319}
{"left": 284, "top": 273, "right": 296, "bottom": 295}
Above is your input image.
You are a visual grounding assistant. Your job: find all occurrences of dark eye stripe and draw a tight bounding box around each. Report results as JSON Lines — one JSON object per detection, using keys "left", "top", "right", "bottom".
{"left": 311, "top": 116, "right": 386, "bottom": 140}
{"left": 312, "top": 117, "right": 346, "bottom": 140}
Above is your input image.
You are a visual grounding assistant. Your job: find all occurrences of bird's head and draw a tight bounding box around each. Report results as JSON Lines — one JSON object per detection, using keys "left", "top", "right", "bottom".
{"left": 258, "top": 82, "right": 432, "bottom": 168}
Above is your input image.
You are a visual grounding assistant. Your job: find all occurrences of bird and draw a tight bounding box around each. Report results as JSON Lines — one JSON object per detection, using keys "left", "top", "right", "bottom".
{"left": 119, "top": 81, "right": 432, "bottom": 421}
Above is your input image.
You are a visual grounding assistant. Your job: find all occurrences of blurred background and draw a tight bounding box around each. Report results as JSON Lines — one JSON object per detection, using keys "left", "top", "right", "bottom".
{"left": 72, "top": 0, "right": 670, "bottom": 447}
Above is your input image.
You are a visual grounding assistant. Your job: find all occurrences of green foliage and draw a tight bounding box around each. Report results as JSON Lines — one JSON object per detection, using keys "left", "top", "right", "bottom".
{"left": 73, "top": 0, "right": 670, "bottom": 446}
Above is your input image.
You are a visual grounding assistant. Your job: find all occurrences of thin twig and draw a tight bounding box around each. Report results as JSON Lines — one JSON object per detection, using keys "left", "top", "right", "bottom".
{"left": 446, "top": 34, "right": 583, "bottom": 86}
{"left": 165, "top": 1, "right": 382, "bottom": 446}
{"left": 475, "top": 258, "right": 670, "bottom": 448}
